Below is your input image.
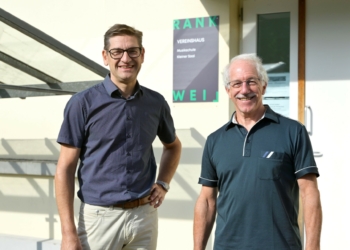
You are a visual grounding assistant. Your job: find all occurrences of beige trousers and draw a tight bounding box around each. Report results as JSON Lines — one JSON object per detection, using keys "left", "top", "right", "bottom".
{"left": 78, "top": 202, "right": 158, "bottom": 250}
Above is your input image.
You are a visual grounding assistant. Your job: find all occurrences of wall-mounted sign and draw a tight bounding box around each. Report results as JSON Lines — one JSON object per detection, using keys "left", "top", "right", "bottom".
{"left": 173, "top": 16, "right": 219, "bottom": 102}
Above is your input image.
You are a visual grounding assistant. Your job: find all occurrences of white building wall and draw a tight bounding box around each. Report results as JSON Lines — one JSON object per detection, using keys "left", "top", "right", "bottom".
{"left": 305, "top": 0, "right": 350, "bottom": 249}
{"left": 0, "top": 1, "right": 234, "bottom": 249}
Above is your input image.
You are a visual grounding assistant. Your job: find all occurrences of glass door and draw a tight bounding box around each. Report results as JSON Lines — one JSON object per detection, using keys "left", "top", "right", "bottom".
{"left": 241, "top": 0, "right": 298, "bottom": 119}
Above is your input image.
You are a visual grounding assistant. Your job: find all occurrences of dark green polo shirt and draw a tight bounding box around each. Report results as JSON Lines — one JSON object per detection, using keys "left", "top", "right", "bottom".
{"left": 199, "top": 105, "right": 319, "bottom": 250}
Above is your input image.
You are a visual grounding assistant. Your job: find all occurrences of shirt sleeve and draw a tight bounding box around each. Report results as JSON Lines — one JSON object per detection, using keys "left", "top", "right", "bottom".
{"left": 294, "top": 125, "right": 319, "bottom": 179}
{"left": 57, "top": 94, "right": 86, "bottom": 148}
{"left": 157, "top": 98, "right": 176, "bottom": 144}
{"left": 198, "top": 135, "right": 218, "bottom": 187}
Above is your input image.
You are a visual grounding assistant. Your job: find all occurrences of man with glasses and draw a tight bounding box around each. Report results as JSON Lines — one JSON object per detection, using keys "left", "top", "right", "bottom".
{"left": 55, "top": 24, "right": 181, "bottom": 250}
{"left": 194, "top": 54, "right": 322, "bottom": 250}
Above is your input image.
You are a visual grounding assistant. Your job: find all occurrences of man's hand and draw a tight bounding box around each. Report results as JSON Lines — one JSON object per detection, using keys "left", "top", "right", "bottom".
{"left": 149, "top": 136, "right": 181, "bottom": 208}
{"left": 61, "top": 234, "right": 82, "bottom": 250}
{"left": 149, "top": 183, "right": 168, "bottom": 208}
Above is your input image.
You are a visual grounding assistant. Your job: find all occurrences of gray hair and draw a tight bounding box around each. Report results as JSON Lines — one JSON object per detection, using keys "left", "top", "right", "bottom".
{"left": 222, "top": 54, "right": 269, "bottom": 89}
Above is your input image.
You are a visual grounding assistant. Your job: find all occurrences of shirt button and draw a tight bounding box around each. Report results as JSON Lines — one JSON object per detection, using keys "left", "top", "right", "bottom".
{"left": 126, "top": 134, "right": 131, "bottom": 138}
{"left": 127, "top": 152, "right": 131, "bottom": 156}
{"left": 127, "top": 116, "right": 131, "bottom": 120}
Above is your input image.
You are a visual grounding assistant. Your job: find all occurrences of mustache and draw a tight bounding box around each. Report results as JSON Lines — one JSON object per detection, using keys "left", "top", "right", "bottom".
{"left": 235, "top": 93, "right": 256, "bottom": 99}
{"left": 118, "top": 64, "right": 134, "bottom": 66}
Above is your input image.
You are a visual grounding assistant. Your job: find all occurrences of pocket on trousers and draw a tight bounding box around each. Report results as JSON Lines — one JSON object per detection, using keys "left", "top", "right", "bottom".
{"left": 78, "top": 203, "right": 107, "bottom": 232}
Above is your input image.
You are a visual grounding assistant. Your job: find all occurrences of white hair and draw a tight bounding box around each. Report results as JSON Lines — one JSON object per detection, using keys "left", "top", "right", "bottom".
{"left": 222, "top": 53, "right": 269, "bottom": 89}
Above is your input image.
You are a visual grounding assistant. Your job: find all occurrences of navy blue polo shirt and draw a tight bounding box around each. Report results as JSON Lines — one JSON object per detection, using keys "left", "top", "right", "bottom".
{"left": 57, "top": 75, "right": 176, "bottom": 206}
{"left": 199, "top": 105, "right": 319, "bottom": 250}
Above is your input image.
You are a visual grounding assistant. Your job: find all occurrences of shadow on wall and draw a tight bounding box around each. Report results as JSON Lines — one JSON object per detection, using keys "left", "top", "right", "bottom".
{"left": 0, "top": 162, "right": 59, "bottom": 241}
{"left": 0, "top": 128, "right": 209, "bottom": 243}
{"left": 0, "top": 138, "right": 60, "bottom": 161}
{"left": 153, "top": 128, "right": 206, "bottom": 219}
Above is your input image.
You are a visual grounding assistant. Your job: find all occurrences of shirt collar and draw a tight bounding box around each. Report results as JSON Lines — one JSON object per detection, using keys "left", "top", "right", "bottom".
{"left": 102, "top": 74, "right": 143, "bottom": 97}
{"left": 225, "top": 105, "right": 279, "bottom": 130}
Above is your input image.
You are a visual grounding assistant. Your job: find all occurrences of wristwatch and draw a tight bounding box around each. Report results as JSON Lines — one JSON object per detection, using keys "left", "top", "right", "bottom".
{"left": 156, "top": 180, "right": 170, "bottom": 192}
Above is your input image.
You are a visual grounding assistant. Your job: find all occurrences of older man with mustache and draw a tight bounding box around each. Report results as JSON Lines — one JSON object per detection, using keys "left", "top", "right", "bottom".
{"left": 194, "top": 54, "right": 322, "bottom": 250}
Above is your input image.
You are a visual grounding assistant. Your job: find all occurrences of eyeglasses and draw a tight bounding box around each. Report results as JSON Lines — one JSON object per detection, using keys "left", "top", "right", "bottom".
{"left": 227, "top": 78, "right": 260, "bottom": 89}
{"left": 107, "top": 47, "right": 142, "bottom": 59}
